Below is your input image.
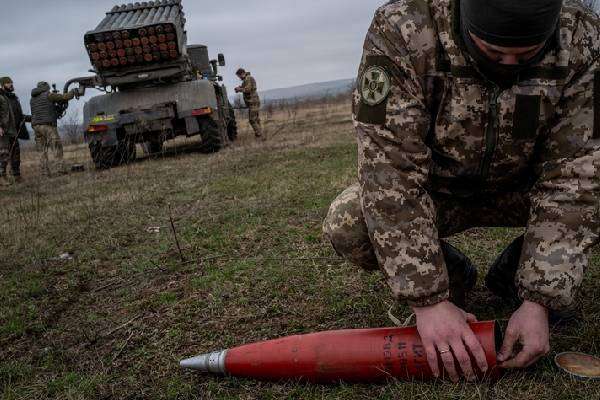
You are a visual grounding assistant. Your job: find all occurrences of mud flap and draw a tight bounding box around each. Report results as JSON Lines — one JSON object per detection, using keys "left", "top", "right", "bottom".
{"left": 185, "top": 116, "right": 200, "bottom": 135}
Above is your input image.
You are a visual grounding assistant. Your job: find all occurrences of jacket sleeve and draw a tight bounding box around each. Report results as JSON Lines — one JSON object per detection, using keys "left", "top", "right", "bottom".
{"left": 517, "top": 59, "right": 600, "bottom": 311}
{"left": 242, "top": 77, "right": 256, "bottom": 95}
{"left": 0, "top": 96, "right": 10, "bottom": 130}
{"left": 47, "top": 90, "right": 75, "bottom": 103}
{"left": 355, "top": 6, "right": 449, "bottom": 307}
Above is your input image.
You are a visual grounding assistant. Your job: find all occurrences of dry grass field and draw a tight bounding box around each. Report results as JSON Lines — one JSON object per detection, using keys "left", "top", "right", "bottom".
{"left": 1, "top": 101, "right": 599, "bottom": 399}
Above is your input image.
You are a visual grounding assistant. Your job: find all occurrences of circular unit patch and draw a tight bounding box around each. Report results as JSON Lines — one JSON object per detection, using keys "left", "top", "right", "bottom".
{"left": 360, "top": 66, "right": 391, "bottom": 106}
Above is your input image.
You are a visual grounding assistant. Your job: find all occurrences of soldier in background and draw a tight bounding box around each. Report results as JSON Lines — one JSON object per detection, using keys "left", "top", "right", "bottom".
{"left": 235, "top": 68, "right": 263, "bottom": 140}
{"left": 324, "top": 0, "right": 599, "bottom": 381}
{"left": 0, "top": 77, "right": 30, "bottom": 184}
{"left": 30, "top": 81, "right": 75, "bottom": 176}
{"left": 0, "top": 78, "right": 18, "bottom": 187}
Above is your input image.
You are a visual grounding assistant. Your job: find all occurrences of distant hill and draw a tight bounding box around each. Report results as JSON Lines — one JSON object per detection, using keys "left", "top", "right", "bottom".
{"left": 259, "top": 78, "right": 355, "bottom": 103}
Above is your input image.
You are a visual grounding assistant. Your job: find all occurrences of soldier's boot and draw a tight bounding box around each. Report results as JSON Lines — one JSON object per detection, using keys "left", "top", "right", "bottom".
{"left": 485, "top": 235, "right": 578, "bottom": 325}
{"left": 485, "top": 235, "right": 524, "bottom": 306}
{"left": 442, "top": 241, "right": 478, "bottom": 309}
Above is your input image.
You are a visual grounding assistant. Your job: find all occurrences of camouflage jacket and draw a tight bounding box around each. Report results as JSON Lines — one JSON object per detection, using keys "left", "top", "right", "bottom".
{"left": 241, "top": 73, "right": 261, "bottom": 108}
{"left": 355, "top": 0, "right": 600, "bottom": 311}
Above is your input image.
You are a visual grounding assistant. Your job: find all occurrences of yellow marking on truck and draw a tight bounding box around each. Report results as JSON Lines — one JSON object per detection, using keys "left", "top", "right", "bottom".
{"left": 91, "top": 115, "right": 116, "bottom": 123}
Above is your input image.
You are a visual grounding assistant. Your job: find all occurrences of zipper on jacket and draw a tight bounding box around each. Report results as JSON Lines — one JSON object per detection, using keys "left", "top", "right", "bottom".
{"left": 479, "top": 86, "right": 501, "bottom": 179}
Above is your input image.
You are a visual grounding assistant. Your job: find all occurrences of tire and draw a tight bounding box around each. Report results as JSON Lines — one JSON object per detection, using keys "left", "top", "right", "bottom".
{"left": 199, "top": 118, "right": 224, "bottom": 153}
{"left": 90, "top": 140, "right": 136, "bottom": 170}
{"left": 117, "top": 140, "right": 136, "bottom": 165}
{"left": 148, "top": 140, "right": 164, "bottom": 155}
{"left": 90, "top": 143, "right": 116, "bottom": 170}
{"left": 227, "top": 106, "right": 238, "bottom": 142}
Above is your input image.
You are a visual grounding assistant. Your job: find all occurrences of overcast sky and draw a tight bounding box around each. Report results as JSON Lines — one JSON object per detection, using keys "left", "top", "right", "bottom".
{"left": 0, "top": 0, "right": 383, "bottom": 116}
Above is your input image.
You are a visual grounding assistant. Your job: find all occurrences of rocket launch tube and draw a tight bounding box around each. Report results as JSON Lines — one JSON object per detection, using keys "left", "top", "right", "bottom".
{"left": 181, "top": 321, "right": 502, "bottom": 383}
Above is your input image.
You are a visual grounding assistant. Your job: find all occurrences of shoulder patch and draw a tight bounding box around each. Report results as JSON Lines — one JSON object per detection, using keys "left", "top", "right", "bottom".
{"left": 360, "top": 66, "right": 391, "bottom": 106}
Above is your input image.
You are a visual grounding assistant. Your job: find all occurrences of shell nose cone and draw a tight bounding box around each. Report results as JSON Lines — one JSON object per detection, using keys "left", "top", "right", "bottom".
{"left": 180, "top": 354, "right": 209, "bottom": 371}
{"left": 180, "top": 350, "right": 228, "bottom": 374}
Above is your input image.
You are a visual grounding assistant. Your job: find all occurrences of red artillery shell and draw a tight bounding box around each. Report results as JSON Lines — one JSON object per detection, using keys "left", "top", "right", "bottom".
{"left": 224, "top": 322, "right": 501, "bottom": 383}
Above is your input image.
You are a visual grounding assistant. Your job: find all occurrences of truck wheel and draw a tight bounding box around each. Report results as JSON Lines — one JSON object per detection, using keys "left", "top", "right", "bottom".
{"left": 199, "top": 118, "right": 223, "bottom": 153}
{"left": 148, "top": 140, "right": 164, "bottom": 155}
{"left": 90, "top": 143, "right": 116, "bottom": 170}
{"left": 227, "top": 107, "right": 238, "bottom": 142}
{"left": 90, "top": 140, "right": 136, "bottom": 169}
{"left": 117, "top": 140, "right": 136, "bottom": 164}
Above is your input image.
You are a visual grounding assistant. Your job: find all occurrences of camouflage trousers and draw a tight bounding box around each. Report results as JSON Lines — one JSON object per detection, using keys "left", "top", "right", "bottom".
{"left": 33, "top": 124, "right": 64, "bottom": 175}
{"left": 323, "top": 184, "right": 530, "bottom": 271}
{"left": 0, "top": 134, "right": 20, "bottom": 177}
{"left": 248, "top": 107, "right": 263, "bottom": 138}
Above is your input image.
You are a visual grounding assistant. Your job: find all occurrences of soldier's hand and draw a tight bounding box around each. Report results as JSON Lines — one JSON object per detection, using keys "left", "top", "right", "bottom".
{"left": 413, "top": 301, "right": 488, "bottom": 382}
{"left": 0, "top": 127, "right": 4, "bottom": 137}
{"left": 498, "top": 300, "right": 550, "bottom": 369}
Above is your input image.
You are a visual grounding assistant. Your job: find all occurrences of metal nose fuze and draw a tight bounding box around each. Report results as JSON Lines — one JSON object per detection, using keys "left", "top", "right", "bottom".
{"left": 180, "top": 350, "right": 228, "bottom": 374}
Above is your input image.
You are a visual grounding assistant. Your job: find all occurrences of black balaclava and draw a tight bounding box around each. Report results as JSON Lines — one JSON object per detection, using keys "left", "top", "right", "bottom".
{"left": 460, "top": 0, "right": 562, "bottom": 87}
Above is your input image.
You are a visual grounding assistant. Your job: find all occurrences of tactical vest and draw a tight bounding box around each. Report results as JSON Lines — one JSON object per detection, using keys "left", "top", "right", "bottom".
{"left": 415, "top": 0, "right": 592, "bottom": 196}
{"left": 30, "top": 91, "right": 58, "bottom": 126}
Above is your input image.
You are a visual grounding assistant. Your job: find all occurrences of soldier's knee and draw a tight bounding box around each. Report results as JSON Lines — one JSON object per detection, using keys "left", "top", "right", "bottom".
{"left": 323, "top": 184, "right": 378, "bottom": 271}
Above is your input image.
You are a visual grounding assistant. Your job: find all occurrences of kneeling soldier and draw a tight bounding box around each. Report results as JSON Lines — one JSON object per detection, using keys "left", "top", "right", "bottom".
{"left": 324, "top": 0, "right": 599, "bottom": 382}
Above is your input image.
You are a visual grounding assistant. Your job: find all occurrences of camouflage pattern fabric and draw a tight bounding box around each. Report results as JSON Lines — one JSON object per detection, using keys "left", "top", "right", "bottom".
{"left": 240, "top": 73, "right": 263, "bottom": 138}
{"left": 324, "top": 183, "right": 529, "bottom": 271}
{"left": 325, "top": 0, "right": 600, "bottom": 311}
{"left": 0, "top": 135, "right": 21, "bottom": 177}
{"left": 33, "top": 124, "right": 64, "bottom": 175}
{"left": 248, "top": 107, "right": 263, "bottom": 138}
{"left": 240, "top": 73, "right": 260, "bottom": 108}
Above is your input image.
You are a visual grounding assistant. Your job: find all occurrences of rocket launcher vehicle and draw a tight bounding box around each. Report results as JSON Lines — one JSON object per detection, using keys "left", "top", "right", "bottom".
{"left": 180, "top": 321, "right": 502, "bottom": 383}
